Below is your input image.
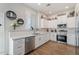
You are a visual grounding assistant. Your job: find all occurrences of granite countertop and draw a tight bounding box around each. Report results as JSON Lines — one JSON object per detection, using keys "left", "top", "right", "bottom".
{"left": 9, "top": 31, "right": 49, "bottom": 39}
{"left": 9, "top": 30, "right": 35, "bottom": 39}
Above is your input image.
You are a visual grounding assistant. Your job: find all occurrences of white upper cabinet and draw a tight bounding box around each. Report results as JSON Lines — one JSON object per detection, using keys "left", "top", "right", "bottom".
{"left": 57, "top": 15, "right": 67, "bottom": 24}
{"left": 67, "top": 17, "right": 76, "bottom": 28}
{"left": 37, "top": 18, "right": 50, "bottom": 28}
{"left": 42, "top": 19, "right": 50, "bottom": 28}
{"left": 52, "top": 20, "right": 57, "bottom": 28}
{"left": 50, "top": 15, "right": 67, "bottom": 29}
{"left": 49, "top": 20, "right": 56, "bottom": 28}
{"left": 75, "top": 16, "right": 79, "bottom": 28}
{"left": 40, "top": 19, "right": 44, "bottom": 28}
{"left": 49, "top": 20, "right": 53, "bottom": 28}
{"left": 36, "top": 13, "right": 50, "bottom": 28}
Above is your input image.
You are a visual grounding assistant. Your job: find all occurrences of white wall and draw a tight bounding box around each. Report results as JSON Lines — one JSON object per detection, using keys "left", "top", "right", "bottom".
{"left": 0, "top": 3, "right": 37, "bottom": 54}
{"left": 75, "top": 4, "right": 79, "bottom": 46}
{"left": 0, "top": 4, "right": 8, "bottom": 55}
{"left": 0, "top": 7, "right": 5, "bottom": 54}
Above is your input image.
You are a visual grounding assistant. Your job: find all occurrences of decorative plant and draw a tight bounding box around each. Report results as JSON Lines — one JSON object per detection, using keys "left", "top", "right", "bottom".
{"left": 10, "top": 18, "right": 24, "bottom": 30}
{"left": 12, "top": 23, "right": 17, "bottom": 30}
{"left": 11, "top": 20, "right": 20, "bottom": 30}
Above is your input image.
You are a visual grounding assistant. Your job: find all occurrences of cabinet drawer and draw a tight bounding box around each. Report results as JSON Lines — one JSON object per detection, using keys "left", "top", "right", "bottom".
{"left": 50, "top": 33, "right": 56, "bottom": 41}
{"left": 13, "top": 44, "right": 25, "bottom": 55}
{"left": 35, "top": 36, "right": 42, "bottom": 48}
{"left": 13, "top": 39, "right": 25, "bottom": 55}
{"left": 14, "top": 46, "right": 24, "bottom": 52}
{"left": 67, "top": 34, "right": 76, "bottom": 46}
{"left": 13, "top": 50, "right": 25, "bottom": 55}
{"left": 13, "top": 44, "right": 24, "bottom": 50}
{"left": 13, "top": 39, "right": 25, "bottom": 48}
{"left": 13, "top": 39, "right": 25, "bottom": 45}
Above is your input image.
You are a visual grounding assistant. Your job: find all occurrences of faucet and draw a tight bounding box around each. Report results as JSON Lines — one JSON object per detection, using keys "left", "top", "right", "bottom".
{"left": 31, "top": 26, "right": 34, "bottom": 30}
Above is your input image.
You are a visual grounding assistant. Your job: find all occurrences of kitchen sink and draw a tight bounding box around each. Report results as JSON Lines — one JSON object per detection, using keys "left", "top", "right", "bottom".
{"left": 34, "top": 33, "right": 42, "bottom": 35}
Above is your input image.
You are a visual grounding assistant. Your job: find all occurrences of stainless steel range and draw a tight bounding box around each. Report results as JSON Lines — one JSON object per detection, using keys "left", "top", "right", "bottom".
{"left": 57, "top": 24, "right": 67, "bottom": 43}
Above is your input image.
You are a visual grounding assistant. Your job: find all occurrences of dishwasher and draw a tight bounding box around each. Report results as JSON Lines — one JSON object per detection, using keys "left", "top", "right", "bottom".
{"left": 25, "top": 36, "right": 35, "bottom": 54}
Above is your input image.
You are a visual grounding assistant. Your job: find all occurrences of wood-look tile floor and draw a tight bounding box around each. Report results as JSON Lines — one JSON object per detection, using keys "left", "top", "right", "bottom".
{"left": 29, "top": 41, "right": 79, "bottom": 55}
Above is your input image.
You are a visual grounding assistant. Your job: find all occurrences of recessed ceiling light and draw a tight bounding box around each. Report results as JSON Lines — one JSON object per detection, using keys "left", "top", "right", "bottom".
{"left": 38, "top": 3, "right": 41, "bottom": 5}
{"left": 65, "top": 6, "right": 69, "bottom": 9}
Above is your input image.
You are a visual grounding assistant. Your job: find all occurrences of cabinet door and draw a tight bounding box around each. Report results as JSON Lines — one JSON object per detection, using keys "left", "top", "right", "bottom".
{"left": 35, "top": 35, "right": 47, "bottom": 48}
{"left": 53, "top": 20, "right": 57, "bottom": 28}
{"left": 44, "top": 34, "right": 49, "bottom": 42}
{"left": 67, "top": 17, "right": 75, "bottom": 28}
{"left": 57, "top": 15, "right": 67, "bottom": 24}
{"left": 67, "top": 34, "right": 76, "bottom": 46}
{"left": 50, "top": 33, "right": 56, "bottom": 41}
{"left": 39, "top": 34, "right": 49, "bottom": 46}
{"left": 76, "top": 16, "right": 79, "bottom": 28}
{"left": 35, "top": 35, "right": 44, "bottom": 48}
{"left": 35, "top": 36, "right": 40, "bottom": 48}
{"left": 38, "top": 36, "right": 44, "bottom": 46}
{"left": 50, "top": 20, "right": 54, "bottom": 28}
{"left": 13, "top": 39, "right": 25, "bottom": 55}
{"left": 35, "top": 34, "right": 49, "bottom": 48}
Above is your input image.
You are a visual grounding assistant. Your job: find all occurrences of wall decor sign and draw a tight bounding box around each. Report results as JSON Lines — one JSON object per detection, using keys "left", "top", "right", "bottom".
{"left": 6, "top": 10, "right": 17, "bottom": 20}
{"left": 67, "top": 11, "right": 75, "bottom": 17}
{"left": 17, "top": 18, "right": 24, "bottom": 25}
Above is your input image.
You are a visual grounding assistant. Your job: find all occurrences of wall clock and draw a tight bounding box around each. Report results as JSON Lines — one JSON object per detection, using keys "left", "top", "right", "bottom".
{"left": 6, "top": 10, "right": 17, "bottom": 20}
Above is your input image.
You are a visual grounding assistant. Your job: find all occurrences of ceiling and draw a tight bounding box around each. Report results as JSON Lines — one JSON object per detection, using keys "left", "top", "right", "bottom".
{"left": 25, "top": 3, "right": 76, "bottom": 16}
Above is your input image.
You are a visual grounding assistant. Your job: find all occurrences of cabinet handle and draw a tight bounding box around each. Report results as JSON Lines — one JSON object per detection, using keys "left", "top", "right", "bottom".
{"left": 0, "top": 24, "right": 2, "bottom": 26}
{"left": 17, "top": 46, "right": 21, "bottom": 48}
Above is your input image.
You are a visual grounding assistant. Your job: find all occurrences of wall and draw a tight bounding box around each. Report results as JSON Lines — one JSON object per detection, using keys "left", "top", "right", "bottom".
{"left": 0, "top": 3, "right": 37, "bottom": 54}
{"left": 75, "top": 4, "right": 79, "bottom": 46}
{"left": 0, "top": 4, "right": 8, "bottom": 55}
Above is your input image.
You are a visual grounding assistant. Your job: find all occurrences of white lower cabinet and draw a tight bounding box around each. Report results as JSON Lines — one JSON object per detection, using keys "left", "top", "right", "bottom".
{"left": 13, "top": 39, "right": 25, "bottom": 55}
{"left": 43, "top": 34, "right": 49, "bottom": 43}
{"left": 35, "top": 35, "right": 44, "bottom": 48}
{"left": 35, "top": 36, "right": 40, "bottom": 48}
{"left": 67, "top": 34, "right": 76, "bottom": 46}
{"left": 35, "top": 34, "right": 49, "bottom": 48}
{"left": 9, "top": 38, "right": 25, "bottom": 55}
{"left": 50, "top": 33, "right": 57, "bottom": 41}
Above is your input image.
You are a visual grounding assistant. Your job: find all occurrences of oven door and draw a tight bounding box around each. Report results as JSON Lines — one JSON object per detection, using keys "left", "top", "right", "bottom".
{"left": 57, "top": 35, "right": 67, "bottom": 42}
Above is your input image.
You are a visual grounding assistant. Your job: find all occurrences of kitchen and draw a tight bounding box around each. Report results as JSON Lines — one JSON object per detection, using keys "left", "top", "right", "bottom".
{"left": 0, "top": 3, "right": 79, "bottom": 55}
